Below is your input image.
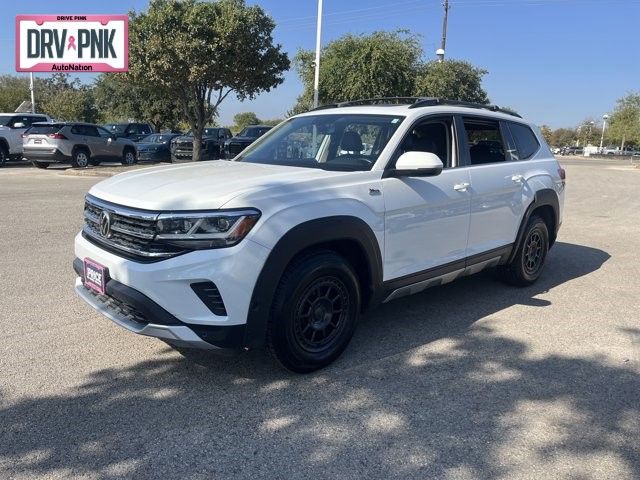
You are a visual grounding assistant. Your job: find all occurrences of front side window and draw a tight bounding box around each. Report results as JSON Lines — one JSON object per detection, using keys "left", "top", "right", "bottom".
{"left": 238, "top": 114, "right": 405, "bottom": 171}
{"left": 463, "top": 119, "right": 507, "bottom": 165}
{"left": 394, "top": 118, "right": 452, "bottom": 168}
{"left": 97, "top": 127, "right": 112, "bottom": 138}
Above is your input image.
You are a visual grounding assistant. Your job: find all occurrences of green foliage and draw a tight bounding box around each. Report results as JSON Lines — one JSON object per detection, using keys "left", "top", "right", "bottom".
{"left": 549, "top": 127, "right": 577, "bottom": 147}
{"left": 128, "top": 0, "right": 289, "bottom": 160}
{"left": 233, "top": 112, "right": 261, "bottom": 131}
{"left": 93, "top": 73, "right": 183, "bottom": 131}
{"left": 0, "top": 75, "right": 31, "bottom": 112}
{"left": 291, "top": 31, "right": 490, "bottom": 114}
{"left": 414, "top": 60, "right": 489, "bottom": 104}
{"left": 539, "top": 125, "right": 553, "bottom": 145}
{"left": 291, "top": 31, "right": 423, "bottom": 114}
{"left": 38, "top": 74, "right": 98, "bottom": 122}
{"left": 608, "top": 92, "right": 640, "bottom": 148}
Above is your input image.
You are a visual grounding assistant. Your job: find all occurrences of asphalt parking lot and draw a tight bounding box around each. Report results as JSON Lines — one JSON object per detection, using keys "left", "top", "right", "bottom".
{"left": 0, "top": 158, "right": 638, "bottom": 479}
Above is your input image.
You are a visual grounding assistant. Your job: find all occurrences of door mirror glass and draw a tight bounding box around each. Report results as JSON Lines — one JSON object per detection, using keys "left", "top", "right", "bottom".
{"left": 13, "top": 122, "right": 25, "bottom": 129}
{"left": 389, "top": 151, "right": 444, "bottom": 177}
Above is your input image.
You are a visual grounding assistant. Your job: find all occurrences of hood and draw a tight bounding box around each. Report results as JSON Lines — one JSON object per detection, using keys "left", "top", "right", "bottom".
{"left": 228, "top": 136, "right": 256, "bottom": 143}
{"left": 88, "top": 160, "right": 349, "bottom": 211}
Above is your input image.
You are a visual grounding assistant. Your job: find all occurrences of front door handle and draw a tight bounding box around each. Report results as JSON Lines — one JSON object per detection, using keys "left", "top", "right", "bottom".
{"left": 454, "top": 182, "right": 470, "bottom": 192}
{"left": 512, "top": 174, "right": 524, "bottom": 184}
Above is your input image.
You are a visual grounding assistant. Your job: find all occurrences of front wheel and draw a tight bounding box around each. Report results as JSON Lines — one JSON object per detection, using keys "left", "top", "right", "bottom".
{"left": 267, "top": 252, "right": 361, "bottom": 373}
{"left": 122, "top": 148, "right": 137, "bottom": 165}
{"left": 497, "top": 214, "right": 549, "bottom": 286}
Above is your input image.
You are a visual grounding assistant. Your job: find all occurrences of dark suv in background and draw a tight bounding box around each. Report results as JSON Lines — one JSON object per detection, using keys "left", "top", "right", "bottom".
{"left": 103, "top": 122, "right": 154, "bottom": 142}
{"left": 171, "top": 127, "right": 232, "bottom": 161}
{"left": 224, "top": 125, "right": 273, "bottom": 158}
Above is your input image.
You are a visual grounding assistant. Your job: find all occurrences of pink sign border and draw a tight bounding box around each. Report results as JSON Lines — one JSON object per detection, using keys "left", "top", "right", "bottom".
{"left": 15, "top": 14, "right": 129, "bottom": 72}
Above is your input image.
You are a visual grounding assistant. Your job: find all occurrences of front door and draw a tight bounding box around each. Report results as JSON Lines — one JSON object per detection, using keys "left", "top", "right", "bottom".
{"left": 382, "top": 116, "right": 471, "bottom": 282}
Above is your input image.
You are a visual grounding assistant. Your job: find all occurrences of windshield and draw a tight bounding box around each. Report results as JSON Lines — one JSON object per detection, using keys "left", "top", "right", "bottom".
{"left": 237, "top": 114, "right": 404, "bottom": 171}
{"left": 27, "top": 124, "right": 64, "bottom": 135}
{"left": 103, "top": 124, "right": 126, "bottom": 133}
{"left": 141, "top": 134, "right": 171, "bottom": 143}
{"left": 0, "top": 115, "right": 14, "bottom": 126}
{"left": 238, "top": 127, "right": 270, "bottom": 138}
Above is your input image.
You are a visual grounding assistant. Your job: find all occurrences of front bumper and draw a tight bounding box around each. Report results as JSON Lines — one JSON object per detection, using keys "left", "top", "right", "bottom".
{"left": 74, "top": 232, "right": 271, "bottom": 349}
{"left": 137, "top": 150, "right": 170, "bottom": 162}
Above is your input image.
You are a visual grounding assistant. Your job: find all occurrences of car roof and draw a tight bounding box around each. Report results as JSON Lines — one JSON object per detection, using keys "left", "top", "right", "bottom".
{"left": 0, "top": 112, "right": 48, "bottom": 116}
{"left": 31, "top": 121, "right": 100, "bottom": 127}
{"left": 294, "top": 98, "right": 529, "bottom": 124}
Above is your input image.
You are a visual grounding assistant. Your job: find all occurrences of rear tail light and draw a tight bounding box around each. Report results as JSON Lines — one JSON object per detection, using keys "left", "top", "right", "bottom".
{"left": 48, "top": 133, "right": 67, "bottom": 140}
{"left": 558, "top": 167, "right": 566, "bottom": 181}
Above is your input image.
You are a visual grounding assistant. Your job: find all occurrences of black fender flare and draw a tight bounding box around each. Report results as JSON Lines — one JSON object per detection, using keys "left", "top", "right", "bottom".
{"left": 508, "top": 188, "right": 560, "bottom": 263}
{"left": 243, "top": 216, "right": 383, "bottom": 349}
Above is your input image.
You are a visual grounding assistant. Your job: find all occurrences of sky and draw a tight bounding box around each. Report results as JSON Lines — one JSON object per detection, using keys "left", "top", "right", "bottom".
{"left": 2, "top": 0, "right": 639, "bottom": 128}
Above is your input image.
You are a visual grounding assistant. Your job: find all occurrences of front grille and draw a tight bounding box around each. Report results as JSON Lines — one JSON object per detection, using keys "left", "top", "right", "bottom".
{"left": 227, "top": 143, "right": 246, "bottom": 156}
{"left": 175, "top": 141, "right": 193, "bottom": 151}
{"left": 83, "top": 195, "right": 185, "bottom": 262}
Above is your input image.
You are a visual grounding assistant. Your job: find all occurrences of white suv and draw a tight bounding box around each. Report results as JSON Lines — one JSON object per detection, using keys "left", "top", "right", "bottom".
{"left": 74, "top": 98, "right": 565, "bottom": 372}
{"left": 0, "top": 113, "right": 51, "bottom": 166}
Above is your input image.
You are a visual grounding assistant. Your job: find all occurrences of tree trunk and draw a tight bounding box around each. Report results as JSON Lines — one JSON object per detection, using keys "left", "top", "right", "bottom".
{"left": 192, "top": 127, "right": 203, "bottom": 162}
{"left": 620, "top": 134, "right": 626, "bottom": 151}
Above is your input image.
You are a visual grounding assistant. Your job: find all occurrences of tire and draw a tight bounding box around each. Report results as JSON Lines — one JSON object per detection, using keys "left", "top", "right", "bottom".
{"left": 497, "top": 214, "right": 549, "bottom": 287}
{"left": 32, "top": 161, "right": 49, "bottom": 169}
{"left": 122, "top": 148, "right": 137, "bottom": 165}
{"left": 267, "top": 251, "right": 361, "bottom": 373}
{"left": 0, "top": 143, "right": 8, "bottom": 167}
{"left": 71, "top": 148, "right": 90, "bottom": 168}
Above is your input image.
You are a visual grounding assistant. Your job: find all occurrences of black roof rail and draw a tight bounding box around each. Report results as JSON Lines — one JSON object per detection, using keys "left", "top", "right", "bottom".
{"left": 311, "top": 97, "right": 423, "bottom": 111}
{"left": 409, "top": 97, "right": 521, "bottom": 118}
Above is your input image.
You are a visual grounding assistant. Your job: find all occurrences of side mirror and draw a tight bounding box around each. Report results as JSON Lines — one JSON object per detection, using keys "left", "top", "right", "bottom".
{"left": 384, "top": 151, "right": 444, "bottom": 178}
{"left": 13, "top": 122, "right": 25, "bottom": 129}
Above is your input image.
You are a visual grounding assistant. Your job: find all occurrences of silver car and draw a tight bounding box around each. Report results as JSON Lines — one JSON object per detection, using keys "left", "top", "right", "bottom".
{"left": 22, "top": 122, "right": 138, "bottom": 169}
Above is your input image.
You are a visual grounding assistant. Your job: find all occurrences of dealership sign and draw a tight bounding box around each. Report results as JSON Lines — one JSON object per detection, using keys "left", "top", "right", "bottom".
{"left": 16, "top": 15, "right": 128, "bottom": 72}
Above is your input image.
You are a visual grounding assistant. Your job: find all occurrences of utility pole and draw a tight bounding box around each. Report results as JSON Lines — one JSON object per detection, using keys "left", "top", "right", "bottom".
{"left": 437, "top": 0, "right": 450, "bottom": 62}
{"left": 312, "top": 0, "right": 323, "bottom": 109}
{"left": 29, "top": 72, "right": 35, "bottom": 113}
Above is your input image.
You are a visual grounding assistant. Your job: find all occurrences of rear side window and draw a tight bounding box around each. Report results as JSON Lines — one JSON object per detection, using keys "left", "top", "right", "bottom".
{"left": 27, "top": 124, "right": 63, "bottom": 135}
{"left": 463, "top": 119, "right": 507, "bottom": 165}
{"left": 508, "top": 123, "right": 540, "bottom": 160}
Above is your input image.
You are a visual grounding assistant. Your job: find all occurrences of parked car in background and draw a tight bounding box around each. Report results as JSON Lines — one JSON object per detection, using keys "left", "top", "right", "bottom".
{"left": 23, "top": 122, "right": 137, "bottom": 168}
{"left": 171, "top": 127, "right": 232, "bottom": 161}
{"left": 224, "top": 125, "right": 273, "bottom": 159}
{"left": 0, "top": 113, "right": 51, "bottom": 166}
{"left": 136, "top": 133, "right": 182, "bottom": 163}
{"left": 102, "top": 122, "right": 154, "bottom": 142}
{"left": 560, "top": 146, "right": 583, "bottom": 156}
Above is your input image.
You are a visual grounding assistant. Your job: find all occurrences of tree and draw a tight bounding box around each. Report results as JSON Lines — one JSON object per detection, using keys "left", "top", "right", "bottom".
{"left": 291, "top": 30, "right": 423, "bottom": 114}
{"left": 550, "top": 127, "right": 577, "bottom": 147}
{"left": 128, "top": 0, "right": 289, "bottom": 161}
{"left": 233, "top": 111, "right": 261, "bottom": 132}
{"left": 38, "top": 73, "right": 98, "bottom": 122}
{"left": 93, "top": 73, "right": 183, "bottom": 131}
{"left": 608, "top": 92, "right": 640, "bottom": 149}
{"left": 540, "top": 125, "right": 553, "bottom": 145}
{"left": 414, "top": 60, "right": 489, "bottom": 104}
{"left": 0, "top": 75, "right": 31, "bottom": 112}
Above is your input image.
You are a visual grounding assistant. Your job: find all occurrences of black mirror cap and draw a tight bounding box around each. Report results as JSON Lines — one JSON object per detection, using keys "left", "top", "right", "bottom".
{"left": 382, "top": 166, "right": 443, "bottom": 178}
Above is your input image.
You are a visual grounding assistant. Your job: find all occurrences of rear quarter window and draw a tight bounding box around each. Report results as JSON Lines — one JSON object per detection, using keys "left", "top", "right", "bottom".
{"left": 509, "top": 123, "right": 540, "bottom": 160}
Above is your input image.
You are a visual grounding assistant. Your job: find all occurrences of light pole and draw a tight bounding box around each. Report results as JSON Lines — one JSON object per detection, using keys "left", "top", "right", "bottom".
{"left": 599, "top": 114, "right": 609, "bottom": 152}
{"left": 312, "top": 0, "right": 323, "bottom": 109}
{"left": 29, "top": 72, "right": 35, "bottom": 113}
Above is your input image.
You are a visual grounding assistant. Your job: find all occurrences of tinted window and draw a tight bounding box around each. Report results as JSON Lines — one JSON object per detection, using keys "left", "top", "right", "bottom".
{"left": 140, "top": 124, "right": 152, "bottom": 135}
{"left": 97, "top": 127, "right": 112, "bottom": 138}
{"left": 103, "top": 124, "right": 126, "bottom": 134}
{"left": 0, "top": 115, "right": 14, "bottom": 126}
{"left": 84, "top": 126, "right": 100, "bottom": 137}
{"left": 509, "top": 123, "right": 540, "bottom": 160}
{"left": 463, "top": 119, "right": 507, "bottom": 165}
{"left": 27, "top": 124, "right": 63, "bottom": 135}
{"left": 71, "top": 125, "right": 85, "bottom": 135}
{"left": 396, "top": 119, "right": 451, "bottom": 168}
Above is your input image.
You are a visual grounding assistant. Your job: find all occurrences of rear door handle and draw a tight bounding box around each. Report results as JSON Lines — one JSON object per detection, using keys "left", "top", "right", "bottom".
{"left": 454, "top": 182, "right": 470, "bottom": 192}
{"left": 512, "top": 174, "right": 524, "bottom": 184}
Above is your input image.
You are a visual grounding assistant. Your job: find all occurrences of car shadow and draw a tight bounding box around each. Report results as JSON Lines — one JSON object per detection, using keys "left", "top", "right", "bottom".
{"left": 2, "top": 241, "right": 636, "bottom": 479}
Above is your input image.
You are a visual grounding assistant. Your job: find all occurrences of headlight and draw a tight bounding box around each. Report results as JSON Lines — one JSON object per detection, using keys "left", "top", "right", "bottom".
{"left": 155, "top": 209, "right": 261, "bottom": 249}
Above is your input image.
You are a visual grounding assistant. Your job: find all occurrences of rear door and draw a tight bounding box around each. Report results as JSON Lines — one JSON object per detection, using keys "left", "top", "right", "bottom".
{"left": 82, "top": 125, "right": 109, "bottom": 158}
{"left": 458, "top": 116, "right": 531, "bottom": 257}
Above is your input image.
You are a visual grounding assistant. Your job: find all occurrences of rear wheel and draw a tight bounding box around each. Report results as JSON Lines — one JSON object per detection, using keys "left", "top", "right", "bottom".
{"left": 71, "top": 148, "right": 90, "bottom": 168}
{"left": 267, "top": 252, "right": 360, "bottom": 373}
{"left": 497, "top": 214, "right": 549, "bottom": 286}
{"left": 32, "top": 161, "right": 49, "bottom": 169}
{"left": 122, "top": 148, "right": 137, "bottom": 165}
{"left": 0, "top": 144, "right": 8, "bottom": 167}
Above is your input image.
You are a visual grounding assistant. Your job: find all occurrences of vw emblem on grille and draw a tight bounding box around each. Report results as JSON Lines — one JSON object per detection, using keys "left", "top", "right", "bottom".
{"left": 100, "top": 211, "right": 112, "bottom": 238}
